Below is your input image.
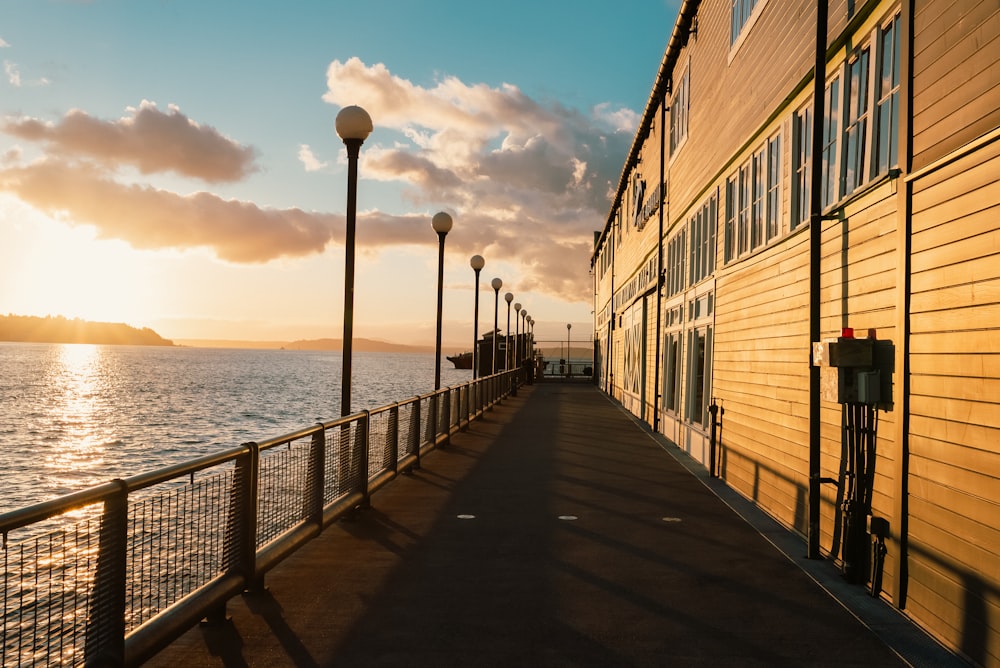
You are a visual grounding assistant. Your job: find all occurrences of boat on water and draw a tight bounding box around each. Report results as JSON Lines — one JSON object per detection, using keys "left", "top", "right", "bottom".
{"left": 446, "top": 351, "right": 473, "bottom": 369}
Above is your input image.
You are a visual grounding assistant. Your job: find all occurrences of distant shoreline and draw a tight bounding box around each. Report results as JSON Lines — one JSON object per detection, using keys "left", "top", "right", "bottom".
{"left": 174, "top": 338, "right": 437, "bottom": 353}
{"left": 0, "top": 315, "right": 440, "bottom": 353}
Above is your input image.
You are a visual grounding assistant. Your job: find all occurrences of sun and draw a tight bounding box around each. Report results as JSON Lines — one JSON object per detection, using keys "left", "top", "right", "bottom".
{"left": 1, "top": 214, "right": 162, "bottom": 326}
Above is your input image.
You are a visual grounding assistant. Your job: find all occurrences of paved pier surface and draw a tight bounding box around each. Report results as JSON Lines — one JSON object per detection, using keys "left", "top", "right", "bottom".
{"left": 148, "top": 383, "right": 959, "bottom": 667}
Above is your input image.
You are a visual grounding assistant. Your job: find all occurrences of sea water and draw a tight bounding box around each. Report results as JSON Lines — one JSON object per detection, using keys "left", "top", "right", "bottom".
{"left": 0, "top": 342, "right": 472, "bottom": 513}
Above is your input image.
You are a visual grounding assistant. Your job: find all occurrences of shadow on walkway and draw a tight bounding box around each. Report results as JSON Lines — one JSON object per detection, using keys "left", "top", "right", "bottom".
{"left": 147, "top": 383, "right": 954, "bottom": 667}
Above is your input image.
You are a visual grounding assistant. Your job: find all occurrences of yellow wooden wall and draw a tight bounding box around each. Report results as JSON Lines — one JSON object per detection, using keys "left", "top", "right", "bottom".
{"left": 908, "top": 136, "right": 1000, "bottom": 666}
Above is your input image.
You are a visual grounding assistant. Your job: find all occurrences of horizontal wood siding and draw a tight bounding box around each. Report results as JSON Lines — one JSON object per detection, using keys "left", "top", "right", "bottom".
{"left": 714, "top": 227, "right": 813, "bottom": 534}
{"left": 911, "top": 0, "right": 1000, "bottom": 171}
{"left": 668, "top": 0, "right": 815, "bottom": 217}
{"left": 909, "top": 134, "right": 1000, "bottom": 666}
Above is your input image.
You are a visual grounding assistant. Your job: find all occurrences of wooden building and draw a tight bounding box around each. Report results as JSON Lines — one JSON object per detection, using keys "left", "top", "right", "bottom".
{"left": 591, "top": 1, "right": 999, "bottom": 664}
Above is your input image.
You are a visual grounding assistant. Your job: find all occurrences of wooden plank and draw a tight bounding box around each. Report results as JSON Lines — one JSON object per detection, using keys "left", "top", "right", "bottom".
{"left": 911, "top": 302, "right": 1000, "bottom": 334}
{"left": 911, "top": 254, "right": 1000, "bottom": 296}
{"left": 912, "top": 206, "right": 1000, "bottom": 255}
{"left": 911, "top": 353, "right": 1000, "bottom": 380}
{"left": 910, "top": 277, "right": 1000, "bottom": 313}
{"left": 911, "top": 331, "right": 1000, "bottom": 355}
{"left": 914, "top": 394, "right": 1000, "bottom": 433}
{"left": 911, "top": 229, "right": 1000, "bottom": 275}
{"left": 910, "top": 446, "right": 1000, "bottom": 495}
{"left": 911, "top": 172, "right": 1000, "bottom": 228}
{"left": 910, "top": 481, "right": 1000, "bottom": 556}
{"left": 912, "top": 374, "right": 1000, "bottom": 403}
{"left": 910, "top": 413, "right": 1000, "bottom": 450}
{"left": 905, "top": 560, "right": 1000, "bottom": 662}
{"left": 911, "top": 431, "right": 999, "bottom": 467}
{"left": 910, "top": 127, "right": 1000, "bottom": 192}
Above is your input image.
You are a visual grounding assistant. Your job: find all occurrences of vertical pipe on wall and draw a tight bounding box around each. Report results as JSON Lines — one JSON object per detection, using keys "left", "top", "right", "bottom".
{"left": 653, "top": 97, "right": 666, "bottom": 433}
{"left": 808, "top": 0, "right": 829, "bottom": 560}
{"left": 890, "top": 0, "right": 915, "bottom": 610}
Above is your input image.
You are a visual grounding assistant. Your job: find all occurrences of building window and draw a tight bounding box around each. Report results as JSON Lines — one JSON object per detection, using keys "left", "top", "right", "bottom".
{"left": 662, "top": 332, "right": 681, "bottom": 414}
{"left": 738, "top": 162, "right": 751, "bottom": 255}
{"left": 751, "top": 148, "right": 765, "bottom": 249}
{"left": 792, "top": 105, "right": 812, "bottom": 229}
{"left": 725, "top": 134, "right": 778, "bottom": 264}
{"left": 874, "top": 13, "right": 901, "bottom": 177}
{"left": 689, "top": 194, "right": 718, "bottom": 284}
{"left": 686, "top": 325, "right": 713, "bottom": 428}
{"left": 670, "top": 65, "right": 690, "bottom": 155}
{"left": 822, "top": 75, "right": 842, "bottom": 208}
{"left": 724, "top": 176, "right": 737, "bottom": 263}
{"left": 666, "top": 229, "right": 687, "bottom": 298}
{"left": 730, "top": 0, "right": 760, "bottom": 45}
{"left": 766, "top": 132, "right": 781, "bottom": 241}
{"left": 843, "top": 46, "right": 871, "bottom": 196}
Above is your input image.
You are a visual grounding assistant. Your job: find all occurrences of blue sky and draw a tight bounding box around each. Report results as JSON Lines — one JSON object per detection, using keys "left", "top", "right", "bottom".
{"left": 1, "top": 0, "right": 679, "bottom": 346}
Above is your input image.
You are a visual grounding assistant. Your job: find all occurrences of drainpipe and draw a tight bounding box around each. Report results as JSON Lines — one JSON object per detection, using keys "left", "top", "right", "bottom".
{"left": 808, "top": 0, "right": 829, "bottom": 560}
{"left": 652, "top": 97, "right": 666, "bottom": 433}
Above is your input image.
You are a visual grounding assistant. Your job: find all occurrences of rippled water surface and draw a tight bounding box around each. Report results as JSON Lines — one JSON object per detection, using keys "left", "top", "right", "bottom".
{"left": 0, "top": 342, "right": 471, "bottom": 512}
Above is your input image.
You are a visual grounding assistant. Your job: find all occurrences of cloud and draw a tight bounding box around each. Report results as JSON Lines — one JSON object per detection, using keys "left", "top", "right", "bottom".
{"left": 323, "top": 57, "right": 636, "bottom": 302}
{"left": 0, "top": 38, "right": 9, "bottom": 48}
{"left": 0, "top": 60, "right": 636, "bottom": 305}
{"left": 3, "top": 101, "right": 257, "bottom": 182}
{"left": 0, "top": 161, "right": 334, "bottom": 262}
{"left": 0, "top": 160, "right": 460, "bottom": 264}
{"left": 298, "top": 144, "right": 328, "bottom": 171}
{"left": 4, "top": 61, "right": 21, "bottom": 87}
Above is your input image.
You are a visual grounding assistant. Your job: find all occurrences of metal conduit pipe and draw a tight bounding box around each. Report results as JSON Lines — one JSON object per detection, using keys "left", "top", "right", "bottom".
{"left": 808, "top": 0, "right": 829, "bottom": 560}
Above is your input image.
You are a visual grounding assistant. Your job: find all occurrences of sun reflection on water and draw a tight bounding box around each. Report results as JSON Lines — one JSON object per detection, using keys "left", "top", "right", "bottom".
{"left": 43, "top": 344, "right": 111, "bottom": 489}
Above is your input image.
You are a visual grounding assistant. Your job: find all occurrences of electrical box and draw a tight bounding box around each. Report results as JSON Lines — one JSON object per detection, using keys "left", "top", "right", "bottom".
{"left": 857, "top": 370, "right": 881, "bottom": 404}
{"left": 813, "top": 328, "right": 893, "bottom": 408}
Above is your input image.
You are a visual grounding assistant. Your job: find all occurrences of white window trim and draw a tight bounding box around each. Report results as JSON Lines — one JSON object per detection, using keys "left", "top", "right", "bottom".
{"left": 728, "top": 0, "right": 770, "bottom": 64}
{"left": 669, "top": 60, "right": 691, "bottom": 163}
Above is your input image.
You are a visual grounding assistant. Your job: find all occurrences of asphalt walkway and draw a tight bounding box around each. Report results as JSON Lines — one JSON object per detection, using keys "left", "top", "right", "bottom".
{"left": 147, "top": 383, "right": 960, "bottom": 667}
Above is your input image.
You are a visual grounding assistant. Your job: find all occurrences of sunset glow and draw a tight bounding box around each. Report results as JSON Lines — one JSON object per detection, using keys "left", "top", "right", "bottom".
{"left": 1, "top": 1, "right": 678, "bottom": 346}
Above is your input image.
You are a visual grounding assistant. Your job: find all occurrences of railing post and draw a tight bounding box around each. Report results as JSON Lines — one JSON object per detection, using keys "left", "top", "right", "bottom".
{"left": 388, "top": 403, "right": 399, "bottom": 474}
{"left": 85, "top": 479, "right": 128, "bottom": 668}
{"left": 443, "top": 389, "right": 452, "bottom": 445}
{"left": 337, "top": 423, "right": 352, "bottom": 497}
{"left": 412, "top": 396, "right": 422, "bottom": 470}
{"left": 430, "top": 392, "right": 439, "bottom": 449}
{"left": 305, "top": 427, "right": 325, "bottom": 525}
{"left": 358, "top": 411, "right": 370, "bottom": 509}
{"left": 225, "top": 442, "right": 259, "bottom": 596}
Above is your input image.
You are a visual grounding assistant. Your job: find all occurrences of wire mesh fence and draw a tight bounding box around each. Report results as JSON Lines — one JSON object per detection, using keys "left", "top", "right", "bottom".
{"left": 0, "top": 370, "right": 519, "bottom": 666}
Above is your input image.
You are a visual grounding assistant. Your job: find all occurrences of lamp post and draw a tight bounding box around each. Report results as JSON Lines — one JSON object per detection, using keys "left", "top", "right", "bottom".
{"left": 528, "top": 317, "right": 534, "bottom": 374}
{"left": 513, "top": 302, "right": 522, "bottom": 369}
{"left": 335, "top": 105, "right": 373, "bottom": 416}
{"left": 521, "top": 310, "right": 528, "bottom": 367}
{"left": 504, "top": 293, "right": 513, "bottom": 370}
{"left": 470, "top": 255, "right": 485, "bottom": 379}
{"left": 491, "top": 278, "right": 502, "bottom": 374}
{"left": 432, "top": 212, "right": 453, "bottom": 390}
{"left": 566, "top": 323, "right": 572, "bottom": 378}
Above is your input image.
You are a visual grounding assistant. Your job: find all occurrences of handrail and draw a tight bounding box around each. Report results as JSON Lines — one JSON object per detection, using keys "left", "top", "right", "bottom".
{"left": 0, "top": 369, "right": 521, "bottom": 667}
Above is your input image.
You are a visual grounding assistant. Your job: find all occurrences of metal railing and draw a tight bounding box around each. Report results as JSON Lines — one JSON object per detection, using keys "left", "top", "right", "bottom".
{"left": 0, "top": 369, "right": 519, "bottom": 667}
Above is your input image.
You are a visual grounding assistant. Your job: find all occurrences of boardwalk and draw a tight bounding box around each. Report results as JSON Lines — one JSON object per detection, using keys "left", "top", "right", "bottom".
{"left": 147, "top": 383, "right": 958, "bottom": 667}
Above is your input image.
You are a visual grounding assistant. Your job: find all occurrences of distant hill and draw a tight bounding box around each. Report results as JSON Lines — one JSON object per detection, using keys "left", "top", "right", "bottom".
{"left": 174, "top": 337, "right": 436, "bottom": 353}
{"left": 0, "top": 314, "right": 174, "bottom": 346}
{"left": 285, "top": 338, "right": 434, "bottom": 353}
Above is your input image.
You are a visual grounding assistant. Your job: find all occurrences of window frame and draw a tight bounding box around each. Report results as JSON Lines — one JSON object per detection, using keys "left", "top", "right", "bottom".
{"left": 873, "top": 12, "right": 901, "bottom": 178}
{"left": 791, "top": 104, "right": 812, "bottom": 230}
{"left": 842, "top": 44, "right": 872, "bottom": 197}
{"left": 670, "top": 62, "right": 691, "bottom": 157}
{"left": 821, "top": 73, "right": 842, "bottom": 208}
